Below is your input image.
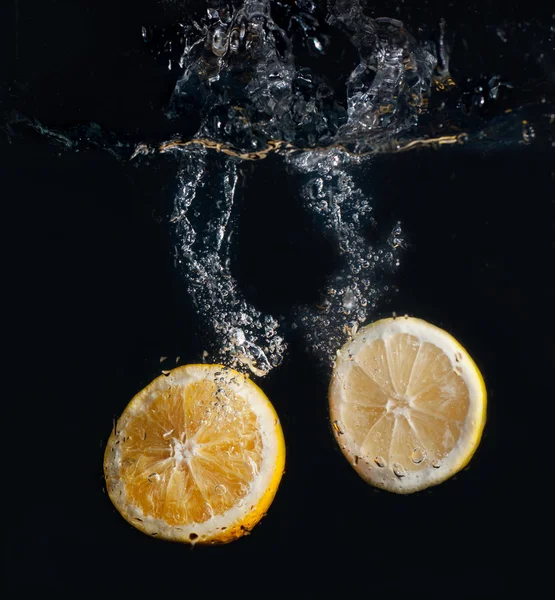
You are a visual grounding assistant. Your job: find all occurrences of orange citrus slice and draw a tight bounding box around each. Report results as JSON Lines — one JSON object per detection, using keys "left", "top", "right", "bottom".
{"left": 104, "top": 364, "right": 285, "bottom": 543}
{"left": 329, "top": 317, "right": 486, "bottom": 493}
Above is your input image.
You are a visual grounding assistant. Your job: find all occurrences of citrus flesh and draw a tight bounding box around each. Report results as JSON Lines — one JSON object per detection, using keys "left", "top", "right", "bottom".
{"left": 104, "top": 364, "right": 285, "bottom": 543}
{"left": 329, "top": 317, "right": 486, "bottom": 493}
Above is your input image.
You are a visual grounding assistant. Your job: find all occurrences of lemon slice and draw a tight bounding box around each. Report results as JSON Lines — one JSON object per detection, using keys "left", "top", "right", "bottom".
{"left": 329, "top": 317, "right": 486, "bottom": 493}
{"left": 104, "top": 364, "right": 285, "bottom": 544}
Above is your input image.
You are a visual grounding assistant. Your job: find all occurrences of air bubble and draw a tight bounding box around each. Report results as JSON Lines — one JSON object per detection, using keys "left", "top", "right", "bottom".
{"left": 215, "top": 484, "right": 227, "bottom": 495}
{"left": 392, "top": 463, "right": 406, "bottom": 478}
{"left": 212, "top": 26, "right": 228, "bottom": 56}
{"left": 229, "top": 28, "right": 241, "bottom": 52}
{"left": 374, "top": 456, "right": 386, "bottom": 468}
{"left": 232, "top": 328, "right": 246, "bottom": 346}
{"left": 309, "top": 37, "right": 324, "bottom": 53}
{"left": 342, "top": 288, "right": 357, "bottom": 312}
{"left": 411, "top": 447, "right": 426, "bottom": 464}
{"left": 432, "top": 460, "right": 441, "bottom": 469}
{"left": 387, "top": 221, "right": 406, "bottom": 249}
{"left": 522, "top": 122, "right": 536, "bottom": 144}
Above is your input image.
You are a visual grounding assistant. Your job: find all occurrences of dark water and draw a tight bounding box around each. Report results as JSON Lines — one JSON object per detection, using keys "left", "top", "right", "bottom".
{"left": 3, "top": 0, "right": 553, "bottom": 595}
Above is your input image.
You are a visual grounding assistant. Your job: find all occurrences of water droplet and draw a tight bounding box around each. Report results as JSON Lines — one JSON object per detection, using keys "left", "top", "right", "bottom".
{"left": 332, "top": 420, "right": 344, "bottom": 435}
{"left": 212, "top": 26, "right": 228, "bottom": 56}
{"left": 148, "top": 472, "right": 160, "bottom": 483}
{"left": 231, "top": 328, "right": 246, "bottom": 346}
{"left": 342, "top": 288, "right": 357, "bottom": 312}
{"left": 215, "top": 484, "right": 227, "bottom": 495}
{"left": 496, "top": 27, "right": 508, "bottom": 42}
{"left": 522, "top": 122, "right": 536, "bottom": 144}
{"left": 374, "top": 456, "right": 386, "bottom": 468}
{"left": 411, "top": 447, "right": 426, "bottom": 464}
{"left": 309, "top": 37, "right": 324, "bottom": 53}
{"left": 393, "top": 463, "right": 406, "bottom": 478}
{"left": 387, "top": 221, "right": 406, "bottom": 249}
{"left": 432, "top": 460, "right": 441, "bottom": 469}
{"left": 229, "top": 28, "right": 241, "bottom": 52}
{"left": 454, "top": 365, "right": 462, "bottom": 376}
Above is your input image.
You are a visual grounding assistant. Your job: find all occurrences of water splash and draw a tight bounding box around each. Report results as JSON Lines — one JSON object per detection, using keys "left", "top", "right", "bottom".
{"left": 3, "top": 0, "right": 553, "bottom": 376}
{"left": 142, "top": 0, "right": 437, "bottom": 373}
{"left": 157, "top": 0, "right": 443, "bottom": 156}
{"left": 101, "top": 0, "right": 555, "bottom": 375}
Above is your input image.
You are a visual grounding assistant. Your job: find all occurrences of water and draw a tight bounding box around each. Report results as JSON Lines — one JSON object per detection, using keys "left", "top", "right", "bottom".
{"left": 374, "top": 456, "right": 386, "bottom": 468}
{"left": 3, "top": 3, "right": 552, "bottom": 593}
{"left": 411, "top": 447, "right": 426, "bottom": 464}
{"left": 3, "top": 0, "right": 553, "bottom": 377}
{"left": 392, "top": 462, "right": 406, "bottom": 478}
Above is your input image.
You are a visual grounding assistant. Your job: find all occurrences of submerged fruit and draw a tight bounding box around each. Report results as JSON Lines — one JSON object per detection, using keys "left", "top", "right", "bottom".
{"left": 329, "top": 317, "right": 486, "bottom": 493}
{"left": 104, "top": 364, "right": 285, "bottom": 543}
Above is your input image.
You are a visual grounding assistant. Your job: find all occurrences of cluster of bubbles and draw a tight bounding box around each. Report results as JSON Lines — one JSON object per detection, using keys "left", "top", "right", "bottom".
{"left": 4, "top": 1, "right": 552, "bottom": 376}
{"left": 286, "top": 148, "right": 404, "bottom": 366}
{"left": 164, "top": 0, "right": 428, "bottom": 374}
{"left": 171, "top": 148, "right": 286, "bottom": 375}
{"left": 153, "top": 0, "right": 552, "bottom": 375}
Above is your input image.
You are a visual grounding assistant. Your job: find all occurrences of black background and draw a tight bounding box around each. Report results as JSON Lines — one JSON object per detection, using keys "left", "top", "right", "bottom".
{"left": 2, "top": 1, "right": 553, "bottom": 596}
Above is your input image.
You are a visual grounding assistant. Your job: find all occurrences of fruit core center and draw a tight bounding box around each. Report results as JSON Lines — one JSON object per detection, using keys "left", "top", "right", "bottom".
{"left": 386, "top": 394, "right": 411, "bottom": 415}
{"left": 172, "top": 438, "right": 197, "bottom": 462}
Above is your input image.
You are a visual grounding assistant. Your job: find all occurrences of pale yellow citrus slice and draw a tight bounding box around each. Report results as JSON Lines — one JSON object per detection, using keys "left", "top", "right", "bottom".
{"left": 329, "top": 317, "right": 486, "bottom": 493}
{"left": 104, "top": 364, "right": 285, "bottom": 544}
